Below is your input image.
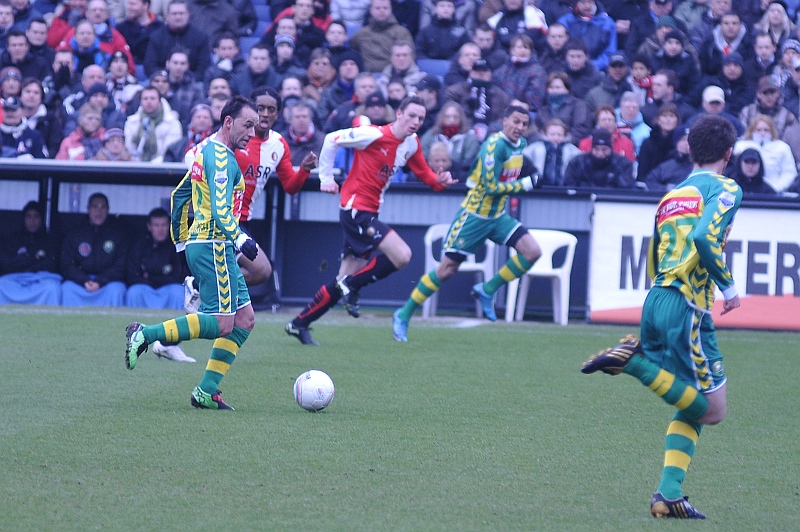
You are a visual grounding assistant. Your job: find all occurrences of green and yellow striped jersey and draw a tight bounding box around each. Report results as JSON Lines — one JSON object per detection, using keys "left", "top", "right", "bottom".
{"left": 170, "top": 136, "right": 245, "bottom": 245}
{"left": 462, "top": 132, "right": 529, "bottom": 218}
{"left": 648, "top": 169, "right": 743, "bottom": 311}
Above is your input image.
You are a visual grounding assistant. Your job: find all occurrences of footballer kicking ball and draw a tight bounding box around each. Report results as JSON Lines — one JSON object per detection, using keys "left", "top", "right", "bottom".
{"left": 293, "top": 370, "right": 335, "bottom": 412}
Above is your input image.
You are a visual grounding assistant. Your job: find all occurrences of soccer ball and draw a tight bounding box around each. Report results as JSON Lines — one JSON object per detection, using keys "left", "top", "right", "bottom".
{"left": 293, "top": 370, "right": 335, "bottom": 412}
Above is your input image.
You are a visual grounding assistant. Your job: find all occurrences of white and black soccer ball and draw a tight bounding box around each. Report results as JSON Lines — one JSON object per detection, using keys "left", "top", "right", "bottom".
{"left": 293, "top": 370, "right": 335, "bottom": 412}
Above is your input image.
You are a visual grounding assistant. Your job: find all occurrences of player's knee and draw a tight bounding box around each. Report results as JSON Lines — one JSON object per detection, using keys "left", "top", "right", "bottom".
{"left": 392, "top": 248, "right": 412, "bottom": 270}
{"left": 218, "top": 322, "right": 234, "bottom": 337}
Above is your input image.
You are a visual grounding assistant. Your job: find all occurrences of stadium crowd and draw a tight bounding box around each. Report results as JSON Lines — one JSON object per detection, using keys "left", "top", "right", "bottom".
{"left": 4, "top": 0, "right": 800, "bottom": 311}
{"left": 0, "top": 0, "right": 799, "bottom": 194}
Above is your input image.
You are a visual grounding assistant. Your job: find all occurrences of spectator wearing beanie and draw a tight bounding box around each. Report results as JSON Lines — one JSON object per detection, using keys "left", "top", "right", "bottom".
{"left": 741, "top": 75, "right": 797, "bottom": 137}
{"left": 91, "top": 127, "right": 133, "bottom": 161}
{"left": 697, "top": 51, "right": 756, "bottom": 117}
{"left": 650, "top": 29, "right": 699, "bottom": 96}
{"left": 563, "top": 128, "right": 635, "bottom": 188}
{"left": 317, "top": 49, "right": 362, "bottom": 123}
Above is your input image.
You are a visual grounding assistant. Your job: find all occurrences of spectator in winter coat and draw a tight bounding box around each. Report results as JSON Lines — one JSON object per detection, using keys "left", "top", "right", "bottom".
{"left": 322, "top": 20, "right": 362, "bottom": 71}
{"left": 584, "top": 51, "right": 634, "bottom": 111}
{"left": 734, "top": 114, "right": 798, "bottom": 192}
{"left": 46, "top": 0, "right": 88, "bottom": 49}
{"left": 444, "top": 58, "right": 510, "bottom": 140}
{"left": 143, "top": 0, "right": 211, "bottom": 78}
{"left": 90, "top": 126, "right": 134, "bottom": 161}
{"left": 262, "top": 0, "right": 326, "bottom": 64}
{"left": 55, "top": 102, "right": 105, "bottom": 159}
{"left": 485, "top": 0, "right": 548, "bottom": 52}
{"left": 578, "top": 104, "right": 636, "bottom": 162}
{"left": 18, "top": 77, "right": 62, "bottom": 157}
{"left": 317, "top": 48, "right": 361, "bottom": 121}
{"left": 725, "top": 147, "right": 778, "bottom": 194}
{"left": 563, "top": 39, "right": 604, "bottom": 99}
{"left": 472, "top": 23, "right": 508, "bottom": 70}
{"left": 185, "top": 0, "right": 238, "bottom": 50}
{"left": 534, "top": 71, "right": 593, "bottom": 143}
{"left": 494, "top": 35, "right": 547, "bottom": 111}
{"left": 203, "top": 33, "right": 246, "bottom": 89}
{"left": 284, "top": 100, "right": 324, "bottom": 165}
{"left": 636, "top": 102, "right": 680, "bottom": 180}
{"left": 690, "top": 51, "right": 754, "bottom": 117}
{"left": 522, "top": 118, "right": 581, "bottom": 187}
{"left": 644, "top": 125, "right": 693, "bottom": 190}
{"left": 349, "top": 0, "right": 413, "bottom": 73}
{"left": 419, "top": 0, "right": 477, "bottom": 37}
{"left": 744, "top": 32, "right": 779, "bottom": 83}
{"left": 538, "top": 22, "right": 568, "bottom": 74}
{"left": 58, "top": 0, "right": 136, "bottom": 75}
{"left": 230, "top": 43, "right": 283, "bottom": 97}
{"left": 106, "top": 51, "right": 142, "bottom": 114}
{"left": 615, "top": 91, "right": 652, "bottom": 153}
{"left": 685, "top": 83, "right": 745, "bottom": 135}
{"left": 640, "top": 68, "right": 697, "bottom": 127}
{"left": 329, "top": 0, "right": 370, "bottom": 35}
{"left": 63, "top": 81, "right": 125, "bottom": 134}
{"left": 376, "top": 41, "right": 426, "bottom": 94}
{"left": 741, "top": 75, "right": 797, "bottom": 137}
{"left": 164, "top": 48, "right": 204, "bottom": 127}
{"left": 323, "top": 72, "right": 377, "bottom": 131}
{"left": 697, "top": 11, "right": 753, "bottom": 77}
{"left": 558, "top": 0, "right": 618, "bottom": 71}
{"left": 163, "top": 102, "right": 212, "bottom": 162}
{"left": 649, "top": 29, "right": 698, "bottom": 96}
{"left": 625, "top": 0, "right": 689, "bottom": 60}
{"left": 58, "top": 19, "right": 110, "bottom": 75}
{"left": 416, "top": 0, "right": 470, "bottom": 60}
{"left": 123, "top": 86, "right": 182, "bottom": 162}
{"left": 443, "top": 41, "right": 480, "bottom": 87}
{"left": 116, "top": 0, "right": 164, "bottom": 65}
{"left": 0, "top": 95, "right": 47, "bottom": 158}
{"left": 302, "top": 47, "right": 336, "bottom": 104}
{"left": 0, "top": 29, "right": 51, "bottom": 80}
{"left": 420, "top": 100, "right": 481, "bottom": 182}
{"left": 563, "top": 129, "right": 635, "bottom": 187}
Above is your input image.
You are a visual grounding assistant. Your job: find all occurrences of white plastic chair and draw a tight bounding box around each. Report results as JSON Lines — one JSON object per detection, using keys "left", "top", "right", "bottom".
{"left": 504, "top": 229, "right": 577, "bottom": 325}
{"left": 421, "top": 223, "right": 497, "bottom": 318}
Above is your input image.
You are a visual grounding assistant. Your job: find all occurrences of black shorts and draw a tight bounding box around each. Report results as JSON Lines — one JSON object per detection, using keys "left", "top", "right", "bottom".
{"left": 339, "top": 209, "right": 392, "bottom": 259}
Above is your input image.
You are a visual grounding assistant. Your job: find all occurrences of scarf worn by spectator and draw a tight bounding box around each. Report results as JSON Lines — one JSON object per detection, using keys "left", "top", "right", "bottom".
{"left": 290, "top": 122, "right": 316, "bottom": 143}
{"left": 184, "top": 128, "right": 211, "bottom": 154}
{"left": 133, "top": 106, "right": 164, "bottom": 161}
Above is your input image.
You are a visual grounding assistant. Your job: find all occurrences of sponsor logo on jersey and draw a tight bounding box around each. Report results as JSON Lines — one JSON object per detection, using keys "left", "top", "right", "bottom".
{"left": 78, "top": 242, "right": 92, "bottom": 257}
{"left": 484, "top": 154, "right": 494, "bottom": 168}
{"left": 656, "top": 196, "right": 701, "bottom": 224}
{"left": 271, "top": 152, "right": 278, "bottom": 161}
{"left": 190, "top": 161, "right": 203, "bottom": 181}
{"left": 380, "top": 148, "right": 388, "bottom": 156}
{"left": 214, "top": 170, "right": 228, "bottom": 185}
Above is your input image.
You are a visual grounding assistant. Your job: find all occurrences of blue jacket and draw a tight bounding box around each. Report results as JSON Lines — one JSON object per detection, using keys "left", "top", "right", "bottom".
{"left": 558, "top": 9, "right": 617, "bottom": 71}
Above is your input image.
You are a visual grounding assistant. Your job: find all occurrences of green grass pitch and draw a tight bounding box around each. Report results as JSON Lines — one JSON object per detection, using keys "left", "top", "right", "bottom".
{"left": 2, "top": 306, "right": 799, "bottom": 530}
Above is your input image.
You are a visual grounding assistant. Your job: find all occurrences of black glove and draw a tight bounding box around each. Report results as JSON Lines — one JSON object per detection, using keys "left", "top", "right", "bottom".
{"left": 235, "top": 234, "right": 259, "bottom": 261}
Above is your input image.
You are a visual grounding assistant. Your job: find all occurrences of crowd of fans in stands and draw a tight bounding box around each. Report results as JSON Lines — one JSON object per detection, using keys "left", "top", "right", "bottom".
{"left": 1, "top": 0, "right": 800, "bottom": 195}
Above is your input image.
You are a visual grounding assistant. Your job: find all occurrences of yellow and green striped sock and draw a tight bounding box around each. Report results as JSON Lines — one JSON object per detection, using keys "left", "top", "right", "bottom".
{"left": 143, "top": 314, "right": 220, "bottom": 344}
{"left": 397, "top": 270, "right": 442, "bottom": 321}
{"left": 623, "top": 356, "right": 709, "bottom": 419}
{"left": 198, "top": 326, "right": 250, "bottom": 395}
{"left": 657, "top": 412, "right": 702, "bottom": 499}
{"left": 483, "top": 254, "right": 533, "bottom": 295}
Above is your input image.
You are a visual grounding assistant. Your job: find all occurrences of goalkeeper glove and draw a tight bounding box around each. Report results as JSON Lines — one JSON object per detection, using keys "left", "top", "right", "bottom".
{"left": 235, "top": 234, "right": 259, "bottom": 261}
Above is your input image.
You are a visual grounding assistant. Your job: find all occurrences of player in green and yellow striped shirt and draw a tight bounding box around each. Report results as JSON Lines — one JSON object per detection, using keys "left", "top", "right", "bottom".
{"left": 393, "top": 106, "right": 543, "bottom": 341}
{"left": 124, "top": 96, "right": 261, "bottom": 411}
{"left": 582, "top": 115, "right": 743, "bottom": 519}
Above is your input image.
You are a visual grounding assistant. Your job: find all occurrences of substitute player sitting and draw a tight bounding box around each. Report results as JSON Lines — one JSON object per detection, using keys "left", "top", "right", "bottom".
{"left": 393, "top": 105, "right": 542, "bottom": 342}
{"left": 285, "top": 95, "right": 457, "bottom": 346}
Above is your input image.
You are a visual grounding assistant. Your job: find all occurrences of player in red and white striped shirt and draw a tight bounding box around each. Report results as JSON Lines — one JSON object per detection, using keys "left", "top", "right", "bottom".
{"left": 286, "top": 96, "right": 457, "bottom": 345}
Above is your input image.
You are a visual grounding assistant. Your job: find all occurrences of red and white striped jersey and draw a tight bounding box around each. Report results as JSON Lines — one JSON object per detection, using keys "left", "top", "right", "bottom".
{"left": 234, "top": 131, "right": 310, "bottom": 222}
{"left": 318, "top": 124, "right": 443, "bottom": 212}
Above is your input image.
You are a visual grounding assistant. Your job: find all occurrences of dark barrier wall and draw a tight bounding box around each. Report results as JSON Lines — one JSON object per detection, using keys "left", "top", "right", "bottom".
{"left": 2, "top": 160, "right": 797, "bottom": 320}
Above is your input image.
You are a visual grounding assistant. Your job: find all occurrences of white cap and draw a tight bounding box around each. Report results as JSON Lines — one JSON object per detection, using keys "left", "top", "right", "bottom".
{"left": 702, "top": 85, "right": 725, "bottom": 104}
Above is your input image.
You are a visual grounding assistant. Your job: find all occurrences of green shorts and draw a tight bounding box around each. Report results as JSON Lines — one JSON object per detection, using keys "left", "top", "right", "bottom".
{"left": 443, "top": 208, "right": 522, "bottom": 258}
{"left": 640, "top": 286, "right": 726, "bottom": 393}
{"left": 185, "top": 241, "right": 250, "bottom": 315}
